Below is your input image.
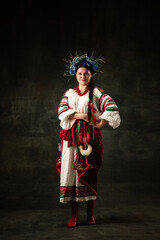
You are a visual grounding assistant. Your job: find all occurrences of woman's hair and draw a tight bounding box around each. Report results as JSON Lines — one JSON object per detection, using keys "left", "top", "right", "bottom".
{"left": 88, "top": 79, "right": 94, "bottom": 122}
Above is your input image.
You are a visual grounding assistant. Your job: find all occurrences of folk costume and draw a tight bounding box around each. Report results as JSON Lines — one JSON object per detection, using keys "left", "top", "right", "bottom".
{"left": 56, "top": 54, "right": 121, "bottom": 227}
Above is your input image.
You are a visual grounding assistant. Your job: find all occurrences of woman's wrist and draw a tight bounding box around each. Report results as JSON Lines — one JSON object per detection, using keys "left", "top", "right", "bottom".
{"left": 100, "top": 119, "right": 107, "bottom": 127}
{"left": 95, "top": 119, "right": 108, "bottom": 129}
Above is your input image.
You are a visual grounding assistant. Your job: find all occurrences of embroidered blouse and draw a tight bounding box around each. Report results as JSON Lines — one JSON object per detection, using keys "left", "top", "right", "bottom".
{"left": 58, "top": 86, "right": 121, "bottom": 130}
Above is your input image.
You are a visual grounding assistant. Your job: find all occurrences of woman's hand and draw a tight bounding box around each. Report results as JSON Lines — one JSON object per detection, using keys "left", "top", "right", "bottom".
{"left": 90, "top": 119, "right": 108, "bottom": 129}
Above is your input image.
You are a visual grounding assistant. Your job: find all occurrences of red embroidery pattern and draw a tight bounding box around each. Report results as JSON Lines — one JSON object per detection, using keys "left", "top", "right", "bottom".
{"left": 58, "top": 96, "right": 70, "bottom": 116}
{"left": 95, "top": 86, "right": 105, "bottom": 94}
{"left": 99, "top": 93, "right": 108, "bottom": 111}
{"left": 60, "top": 186, "right": 94, "bottom": 198}
{"left": 58, "top": 107, "right": 70, "bottom": 116}
{"left": 99, "top": 93, "right": 119, "bottom": 112}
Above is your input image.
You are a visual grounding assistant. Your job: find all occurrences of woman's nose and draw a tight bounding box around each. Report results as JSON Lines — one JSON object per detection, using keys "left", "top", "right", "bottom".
{"left": 81, "top": 74, "right": 85, "bottom": 78}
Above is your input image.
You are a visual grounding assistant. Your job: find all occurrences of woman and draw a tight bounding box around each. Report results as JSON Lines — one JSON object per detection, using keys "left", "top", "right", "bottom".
{"left": 57, "top": 54, "right": 121, "bottom": 227}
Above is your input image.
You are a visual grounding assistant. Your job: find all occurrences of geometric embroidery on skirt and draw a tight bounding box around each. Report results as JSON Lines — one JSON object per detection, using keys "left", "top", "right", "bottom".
{"left": 60, "top": 186, "right": 94, "bottom": 198}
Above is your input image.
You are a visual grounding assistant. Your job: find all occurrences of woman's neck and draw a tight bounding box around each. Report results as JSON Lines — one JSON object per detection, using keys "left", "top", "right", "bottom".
{"left": 78, "top": 84, "right": 88, "bottom": 93}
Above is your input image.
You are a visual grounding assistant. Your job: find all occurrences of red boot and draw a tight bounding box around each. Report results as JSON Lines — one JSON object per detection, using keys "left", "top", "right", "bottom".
{"left": 87, "top": 200, "right": 96, "bottom": 225}
{"left": 67, "top": 201, "right": 78, "bottom": 228}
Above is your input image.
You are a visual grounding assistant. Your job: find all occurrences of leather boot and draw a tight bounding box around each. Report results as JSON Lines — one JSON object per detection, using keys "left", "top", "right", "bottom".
{"left": 87, "top": 200, "right": 96, "bottom": 225}
{"left": 67, "top": 201, "right": 78, "bottom": 228}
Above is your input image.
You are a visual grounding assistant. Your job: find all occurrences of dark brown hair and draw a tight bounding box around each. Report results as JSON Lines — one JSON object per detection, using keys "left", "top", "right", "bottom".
{"left": 88, "top": 79, "right": 94, "bottom": 122}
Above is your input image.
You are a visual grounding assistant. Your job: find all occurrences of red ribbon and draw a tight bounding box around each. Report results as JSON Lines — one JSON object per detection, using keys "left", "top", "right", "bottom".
{"left": 89, "top": 102, "right": 96, "bottom": 140}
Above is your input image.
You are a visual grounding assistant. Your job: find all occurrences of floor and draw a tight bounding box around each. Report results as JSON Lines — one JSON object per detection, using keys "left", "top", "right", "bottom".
{"left": 0, "top": 183, "right": 160, "bottom": 240}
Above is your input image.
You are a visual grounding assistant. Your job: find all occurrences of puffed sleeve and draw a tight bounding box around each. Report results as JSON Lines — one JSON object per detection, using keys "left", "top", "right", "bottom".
{"left": 95, "top": 87, "right": 121, "bottom": 128}
{"left": 58, "top": 90, "right": 76, "bottom": 130}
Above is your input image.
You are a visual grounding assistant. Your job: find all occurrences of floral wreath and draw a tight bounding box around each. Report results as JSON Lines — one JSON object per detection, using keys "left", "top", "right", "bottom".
{"left": 64, "top": 53, "right": 105, "bottom": 77}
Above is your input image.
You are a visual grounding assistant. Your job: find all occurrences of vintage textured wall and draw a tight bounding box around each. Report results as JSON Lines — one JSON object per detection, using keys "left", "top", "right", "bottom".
{"left": 0, "top": 1, "right": 159, "bottom": 209}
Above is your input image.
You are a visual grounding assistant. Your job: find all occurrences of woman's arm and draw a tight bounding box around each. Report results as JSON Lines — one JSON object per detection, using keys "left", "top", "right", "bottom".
{"left": 69, "top": 113, "right": 108, "bottom": 128}
{"left": 69, "top": 112, "right": 89, "bottom": 122}
{"left": 94, "top": 119, "right": 108, "bottom": 129}
{"left": 94, "top": 87, "right": 120, "bottom": 129}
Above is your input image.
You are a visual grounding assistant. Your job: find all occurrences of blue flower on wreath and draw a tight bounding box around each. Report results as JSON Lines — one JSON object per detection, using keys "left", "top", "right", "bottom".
{"left": 69, "top": 55, "right": 99, "bottom": 76}
{"left": 93, "top": 64, "right": 98, "bottom": 71}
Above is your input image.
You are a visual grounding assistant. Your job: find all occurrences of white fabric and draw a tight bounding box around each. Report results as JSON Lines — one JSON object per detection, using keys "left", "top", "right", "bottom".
{"left": 99, "top": 111, "right": 121, "bottom": 128}
{"left": 58, "top": 87, "right": 121, "bottom": 203}
{"left": 60, "top": 141, "right": 96, "bottom": 203}
{"left": 59, "top": 109, "right": 76, "bottom": 130}
{"left": 58, "top": 87, "right": 121, "bottom": 130}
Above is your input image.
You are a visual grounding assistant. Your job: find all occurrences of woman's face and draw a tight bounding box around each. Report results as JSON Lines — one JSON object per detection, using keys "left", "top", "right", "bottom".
{"left": 76, "top": 67, "right": 92, "bottom": 86}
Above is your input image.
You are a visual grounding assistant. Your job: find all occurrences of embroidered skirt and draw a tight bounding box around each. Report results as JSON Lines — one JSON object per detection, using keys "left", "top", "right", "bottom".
{"left": 60, "top": 141, "right": 96, "bottom": 203}
{"left": 57, "top": 121, "right": 103, "bottom": 203}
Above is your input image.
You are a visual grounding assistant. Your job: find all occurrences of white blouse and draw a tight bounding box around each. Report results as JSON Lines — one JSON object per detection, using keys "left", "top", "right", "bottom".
{"left": 58, "top": 87, "right": 121, "bottom": 130}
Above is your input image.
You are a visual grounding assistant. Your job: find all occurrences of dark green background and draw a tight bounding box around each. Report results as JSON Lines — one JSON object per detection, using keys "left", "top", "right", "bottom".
{"left": 0, "top": 1, "right": 159, "bottom": 210}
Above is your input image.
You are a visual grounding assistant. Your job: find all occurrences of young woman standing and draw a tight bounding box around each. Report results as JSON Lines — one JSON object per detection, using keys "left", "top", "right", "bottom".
{"left": 57, "top": 54, "right": 121, "bottom": 227}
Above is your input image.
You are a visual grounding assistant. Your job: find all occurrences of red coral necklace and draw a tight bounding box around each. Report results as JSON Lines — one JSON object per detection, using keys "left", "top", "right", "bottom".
{"left": 76, "top": 86, "right": 89, "bottom": 96}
